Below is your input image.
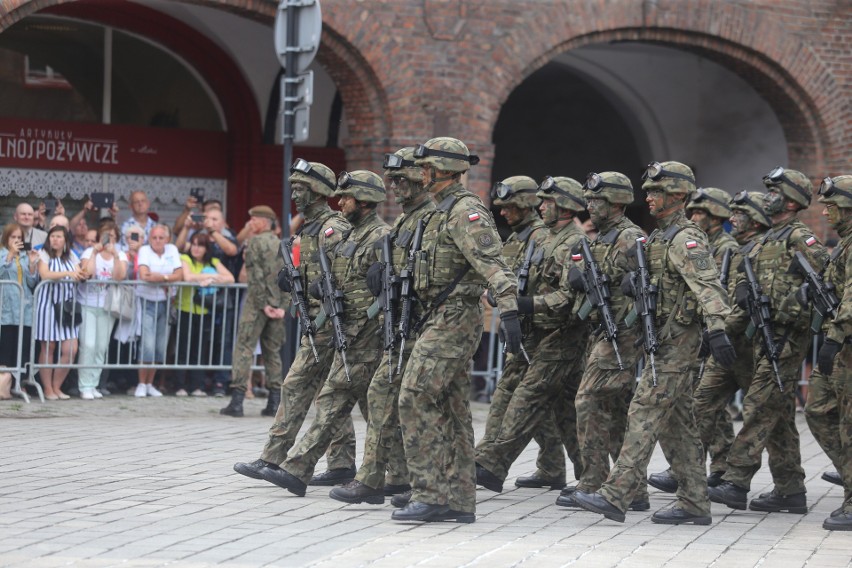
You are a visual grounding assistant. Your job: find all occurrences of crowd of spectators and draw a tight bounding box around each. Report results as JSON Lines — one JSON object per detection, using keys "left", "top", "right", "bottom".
{"left": 0, "top": 189, "right": 271, "bottom": 401}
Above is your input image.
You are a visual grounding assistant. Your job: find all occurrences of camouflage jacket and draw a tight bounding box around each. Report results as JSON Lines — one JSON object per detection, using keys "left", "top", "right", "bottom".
{"left": 529, "top": 220, "right": 586, "bottom": 329}
{"left": 295, "top": 203, "right": 351, "bottom": 320}
{"left": 417, "top": 182, "right": 518, "bottom": 313}
{"left": 823, "top": 224, "right": 852, "bottom": 343}
{"left": 245, "top": 230, "right": 286, "bottom": 312}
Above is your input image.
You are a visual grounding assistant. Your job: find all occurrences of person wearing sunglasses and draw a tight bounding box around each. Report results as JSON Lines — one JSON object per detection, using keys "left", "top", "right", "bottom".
{"left": 233, "top": 160, "right": 359, "bottom": 488}
{"left": 710, "top": 167, "right": 830, "bottom": 515}
{"left": 392, "top": 137, "right": 520, "bottom": 524}
{"left": 574, "top": 161, "right": 735, "bottom": 526}
{"left": 259, "top": 170, "right": 391, "bottom": 499}
{"left": 648, "top": 187, "right": 739, "bottom": 494}
{"left": 329, "top": 147, "right": 436, "bottom": 511}
{"left": 476, "top": 176, "right": 587, "bottom": 496}
{"left": 687, "top": 191, "right": 772, "bottom": 494}
{"left": 807, "top": 175, "right": 852, "bottom": 531}
{"left": 557, "top": 171, "right": 651, "bottom": 513}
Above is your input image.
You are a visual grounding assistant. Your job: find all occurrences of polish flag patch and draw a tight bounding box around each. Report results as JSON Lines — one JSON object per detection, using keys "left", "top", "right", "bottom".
{"left": 468, "top": 212, "right": 480, "bottom": 222}
{"left": 638, "top": 237, "right": 647, "bottom": 243}
{"left": 324, "top": 227, "right": 335, "bottom": 237}
{"left": 685, "top": 240, "right": 698, "bottom": 249}
{"left": 571, "top": 253, "right": 583, "bottom": 262}
{"left": 805, "top": 236, "right": 817, "bottom": 247}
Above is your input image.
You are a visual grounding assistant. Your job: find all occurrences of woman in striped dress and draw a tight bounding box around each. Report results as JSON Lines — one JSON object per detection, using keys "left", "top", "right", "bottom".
{"left": 35, "top": 226, "right": 86, "bottom": 400}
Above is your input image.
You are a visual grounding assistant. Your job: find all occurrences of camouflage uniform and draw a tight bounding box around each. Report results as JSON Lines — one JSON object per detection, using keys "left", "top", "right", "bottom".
{"left": 399, "top": 180, "right": 518, "bottom": 514}
{"left": 476, "top": 203, "right": 587, "bottom": 484}
{"left": 260, "top": 203, "right": 356, "bottom": 468}
{"left": 720, "top": 216, "right": 828, "bottom": 496}
{"left": 573, "top": 216, "right": 646, "bottom": 496}
{"left": 230, "top": 229, "right": 286, "bottom": 393}
{"left": 807, "top": 175, "right": 852, "bottom": 528}
{"left": 355, "top": 197, "right": 437, "bottom": 491}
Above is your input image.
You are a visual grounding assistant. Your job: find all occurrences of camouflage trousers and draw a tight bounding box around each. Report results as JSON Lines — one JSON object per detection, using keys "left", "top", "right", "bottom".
{"left": 692, "top": 338, "right": 755, "bottom": 474}
{"left": 230, "top": 307, "right": 285, "bottom": 392}
{"left": 722, "top": 328, "right": 807, "bottom": 494}
{"left": 398, "top": 299, "right": 482, "bottom": 513}
{"left": 354, "top": 349, "right": 413, "bottom": 490}
{"left": 281, "top": 343, "right": 378, "bottom": 484}
{"left": 575, "top": 328, "right": 647, "bottom": 498}
{"left": 260, "top": 330, "right": 356, "bottom": 469}
{"left": 806, "top": 350, "right": 852, "bottom": 513}
{"left": 599, "top": 323, "right": 709, "bottom": 515}
{"left": 475, "top": 325, "right": 586, "bottom": 482}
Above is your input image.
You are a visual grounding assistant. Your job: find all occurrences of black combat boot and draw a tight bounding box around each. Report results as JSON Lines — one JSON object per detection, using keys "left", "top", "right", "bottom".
{"left": 261, "top": 389, "right": 280, "bottom": 417}
{"left": 648, "top": 469, "right": 678, "bottom": 493}
{"left": 220, "top": 389, "right": 245, "bottom": 417}
{"left": 748, "top": 489, "right": 807, "bottom": 514}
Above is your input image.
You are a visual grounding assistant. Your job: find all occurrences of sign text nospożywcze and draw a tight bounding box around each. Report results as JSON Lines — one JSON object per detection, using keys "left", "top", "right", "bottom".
{"left": 0, "top": 128, "right": 118, "bottom": 165}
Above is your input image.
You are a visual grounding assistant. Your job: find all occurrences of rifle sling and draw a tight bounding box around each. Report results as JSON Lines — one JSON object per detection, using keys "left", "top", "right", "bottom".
{"left": 412, "top": 266, "right": 472, "bottom": 334}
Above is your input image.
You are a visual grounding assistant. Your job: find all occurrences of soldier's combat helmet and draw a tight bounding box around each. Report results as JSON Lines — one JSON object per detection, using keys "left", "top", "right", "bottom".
{"left": 687, "top": 187, "right": 733, "bottom": 219}
{"left": 289, "top": 158, "right": 337, "bottom": 197}
{"left": 492, "top": 176, "right": 541, "bottom": 209}
{"left": 730, "top": 191, "right": 771, "bottom": 228}
{"left": 583, "top": 171, "right": 635, "bottom": 205}
{"left": 383, "top": 147, "right": 423, "bottom": 183}
{"left": 336, "top": 170, "right": 387, "bottom": 203}
{"left": 641, "top": 161, "right": 696, "bottom": 194}
{"left": 817, "top": 175, "right": 852, "bottom": 209}
{"left": 537, "top": 176, "right": 586, "bottom": 212}
{"left": 413, "top": 137, "right": 480, "bottom": 173}
{"left": 762, "top": 166, "right": 813, "bottom": 208}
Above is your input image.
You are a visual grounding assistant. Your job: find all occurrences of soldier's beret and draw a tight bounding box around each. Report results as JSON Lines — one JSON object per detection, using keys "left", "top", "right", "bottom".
{"left": 248, "top": 205, "right": 277, "bottom": 220}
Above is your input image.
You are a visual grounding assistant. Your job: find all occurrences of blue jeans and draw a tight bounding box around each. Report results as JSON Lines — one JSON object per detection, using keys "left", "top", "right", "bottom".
{"left": 139, "top": 299, "right": 168, "bottom": 364}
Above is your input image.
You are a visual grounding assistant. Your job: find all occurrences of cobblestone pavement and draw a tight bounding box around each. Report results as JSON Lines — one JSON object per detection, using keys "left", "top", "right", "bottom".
{"left": 0, "top": 394, "right": 849, "bottom": 567}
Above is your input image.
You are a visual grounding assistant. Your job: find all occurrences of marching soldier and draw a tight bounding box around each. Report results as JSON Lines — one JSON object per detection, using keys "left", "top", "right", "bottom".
{"left": 808, "top": 174, "right": 852, "bottom": 531}
{"left": 475, "top": 176, "right": 588, "bottom": 493}
{"left": 557, "top": 171, "right": 649, "bottom": 511}
{"left": 649, "top": 186, "right": 739, "bottom": 492}
{"left": 574, "top": 161, "right": 735, "bottom": 525}
{"left": 710, "top": 167, "right": 829, "bottom": 513}
{"left": 329, "top": 147, "right": 436, "bottom": 507}
{"left": 232, "top": 160, "right": 358, "bottom": 487}
{"left": 256, "top": 170, "right": 390, "bottom": 496}
{"left": 393, "top": 137, "right": 521, "bottom": 523}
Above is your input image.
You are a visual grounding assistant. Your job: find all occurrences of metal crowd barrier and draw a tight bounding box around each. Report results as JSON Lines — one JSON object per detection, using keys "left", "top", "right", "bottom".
{"left": 24, "top": 280, "right": 262, "bottom": 402}
{"left": 0, "top": 280, "right": 29, "bottom": 401}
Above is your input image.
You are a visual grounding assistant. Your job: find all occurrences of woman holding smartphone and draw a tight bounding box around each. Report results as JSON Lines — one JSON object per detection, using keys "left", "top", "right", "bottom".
{"left": 0, "top": 223, "right": 40, "bottom": 399}
{"left": 77, "top": 224, "right": 127, "bottom": 399}
{"left": 35, "top": 226, "right": 85, "bottom": 400}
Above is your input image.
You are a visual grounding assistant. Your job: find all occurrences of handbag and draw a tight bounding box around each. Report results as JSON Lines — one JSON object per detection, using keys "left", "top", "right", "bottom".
{"left": 194, "top": 287, "right": 225, "bottom": 311}
{"left": 54, "top": 298, "right": 82, "bottom": 328}
{"left": 106, "top": 284, "right": 135, "bottom": 320}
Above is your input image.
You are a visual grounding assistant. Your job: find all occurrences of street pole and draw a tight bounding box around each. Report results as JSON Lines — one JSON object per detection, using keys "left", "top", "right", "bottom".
{"left": 281, "top": 1, "right": 299, "bottom": 371}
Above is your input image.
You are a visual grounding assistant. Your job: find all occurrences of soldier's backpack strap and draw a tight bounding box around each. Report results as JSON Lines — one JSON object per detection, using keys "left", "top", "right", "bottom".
{"left": 516, "top": 224, "right": 534, "bottom": 244}
{"left": 301, "top": 221, "right": 322, "bottom": 237}
{"left": 598, "top": 227, "right": 620, "bottom": 245}
{"left": 775, "top": 226, "right": 794, "bottom": 243}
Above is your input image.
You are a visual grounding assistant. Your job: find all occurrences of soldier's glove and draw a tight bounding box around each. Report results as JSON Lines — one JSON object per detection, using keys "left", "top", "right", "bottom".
{"left": 734, "top": 281, "right": 749, "bottom": 310}
{"left": 277, "top": 269, "right": 292, "bottom": 293}
{"left": 795, "top": 283, "right": 811, "bottom": 309}
{"left": 620, "top": 272, "right": 636, "bottom": 298}
{"left": 485, "top": 290, "right": 497, "bottom": 307}
{"left": 567, "top": 267, "right": 585, "bottom": 292}
{"left": 308, "top": 279, "right": 322, "bottom": 300}
{"left": 698, "top": 329, "right": 711, "bottom": 358}
{"left": 707, "top": 329, "right": 737, "bottom": 370}
{"left": 500, "top": 310, "right": 523, "bottom": 355}
{"left": 366, "top": 262, "right": 382, "bottom": 297}
{"left": 818, "top": 338, "right": 842, "bottom": 376}
{"left": 517, "top": 296, "right": 534, "bottom": 315}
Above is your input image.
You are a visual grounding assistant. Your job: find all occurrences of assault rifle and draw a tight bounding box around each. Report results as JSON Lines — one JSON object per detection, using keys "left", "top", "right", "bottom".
{"left": 317, "top": 243, "right": 351, "bottom": 381}
{"left": 698, "top": 248, "right": 733, "bottom": 379}
{"left": 576, "top": 237, "right": 624, "bottom": 370}
{"left": 280, "top": 238, "right": 319, "bottom": 362}
{"left": 791, "top": 251, "right": 839, "bottom": 334}
{"left": 741, "top": 256, "right": 783, "bottom": 391}
{"left": 396, "top": 220, "right": 425, "bottom": 375}
{"left": 512, "top": 238, "right": 536, "bottom": 364}
{"left": 626, "top": 238, "right": 659, "bottom": 385}
{"left": 379, "top": 234, "right": 399, "bottom": 382}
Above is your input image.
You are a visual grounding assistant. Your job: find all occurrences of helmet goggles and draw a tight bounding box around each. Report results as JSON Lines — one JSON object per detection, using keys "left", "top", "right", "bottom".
{"left": 291, "top": 158, "right": 336, "bottom": 191}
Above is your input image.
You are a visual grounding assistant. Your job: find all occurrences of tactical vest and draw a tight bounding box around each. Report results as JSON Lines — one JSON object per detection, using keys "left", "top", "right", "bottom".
{"left": 502, "top": 222, "right": 544, "bottom": 272}
{"left": 824, "top": 242, "right": 847, "bottom": 293}
{"left": 586, "top": 223, "right": 641, "bottom": 325}
{"left": 754, "top": 224, "right": 804, "bottom": 325}
{"left": 646, "top": 222, "right": 701, "bottom": 326}
{"left": 415, "top": 192, "right": 485, "bottom": 300}
{"left": 300, "top": 210, "right": 346, "bottom": 319}
{"left": 530, "top": 224, "right": 578, "bottom": 330}
{"left": 330, "top": 219, "right": 385, "bottom": 322}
